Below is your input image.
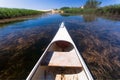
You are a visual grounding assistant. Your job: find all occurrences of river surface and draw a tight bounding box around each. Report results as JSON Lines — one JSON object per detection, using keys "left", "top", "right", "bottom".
{"left": 0, "top": 14, "right": 120, "bottom": 79}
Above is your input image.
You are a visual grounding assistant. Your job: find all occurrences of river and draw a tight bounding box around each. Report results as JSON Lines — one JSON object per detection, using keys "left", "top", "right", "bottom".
{"left": 0, "top": 14, "right": 120, "bottom": 79}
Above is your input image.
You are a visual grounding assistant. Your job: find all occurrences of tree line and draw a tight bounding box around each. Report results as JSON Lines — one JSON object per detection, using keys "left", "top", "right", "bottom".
{"left": 0, "top": 8, "right": 43, "bottom": 19}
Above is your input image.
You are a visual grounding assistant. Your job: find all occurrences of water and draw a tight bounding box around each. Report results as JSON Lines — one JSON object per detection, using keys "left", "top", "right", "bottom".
{"left": 0, "top": 14, "right": 120, "bottom": 79}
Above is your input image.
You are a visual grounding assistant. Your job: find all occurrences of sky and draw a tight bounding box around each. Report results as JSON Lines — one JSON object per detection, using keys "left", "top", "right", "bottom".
{"left": 0, "top": 0, "right": 120, "bottom": 10}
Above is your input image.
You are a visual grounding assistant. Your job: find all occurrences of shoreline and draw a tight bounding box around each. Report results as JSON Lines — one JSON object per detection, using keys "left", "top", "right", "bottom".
{"left": 61, "top": 13, "right": 120, "bottom": 20}
{"left": 1, "top": 13, "right": 120, "bottom": 24}
{"left": 0, "top": 14, "right": 43, "bottom": 24}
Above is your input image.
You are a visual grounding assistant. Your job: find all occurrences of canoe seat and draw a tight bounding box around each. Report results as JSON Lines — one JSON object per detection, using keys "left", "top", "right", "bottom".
{"left": 40, "top": 49, "right": 82, "bottom": 68}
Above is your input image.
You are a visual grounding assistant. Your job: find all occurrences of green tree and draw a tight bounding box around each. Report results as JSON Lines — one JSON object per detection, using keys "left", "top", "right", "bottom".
{"left": 60, "top": 7, "right": 70, "bottom": 10}
{"left": 84, "top": 0, "right": 101, "bottom": 8}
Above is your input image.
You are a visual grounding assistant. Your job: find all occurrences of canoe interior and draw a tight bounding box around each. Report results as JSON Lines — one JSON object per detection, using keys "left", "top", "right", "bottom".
{"left": 41, "top": 40, "right": 82, "bottom": 67}
{"left": 31, "top": 66, "right": 88, "bottom": 80}
{"left": 48, "top": 41, "right": 74, "bottom": 52}
{"left": 30, "top": 41, "right": 89, "bottom": 80}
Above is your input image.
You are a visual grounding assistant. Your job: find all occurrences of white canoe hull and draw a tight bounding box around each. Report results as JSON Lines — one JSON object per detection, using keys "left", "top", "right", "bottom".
{"left": 26, "top": 22, "right": 93, "bottom": 80}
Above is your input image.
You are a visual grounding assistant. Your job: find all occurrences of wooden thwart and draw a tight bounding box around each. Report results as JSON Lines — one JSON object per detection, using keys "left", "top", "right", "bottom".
{"left": 41, "top": 49, "right": 82, "bottom": 67}
{"left": 31, "top": 66, "right": 83, "bottom": 80}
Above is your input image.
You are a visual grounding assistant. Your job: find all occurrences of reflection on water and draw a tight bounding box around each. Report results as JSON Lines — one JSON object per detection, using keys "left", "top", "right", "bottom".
{"left": 0, "top": 14, "right": 120, "bottom": 79}
{"left": 83, "top": 15, "right": 96, "bottom": 22}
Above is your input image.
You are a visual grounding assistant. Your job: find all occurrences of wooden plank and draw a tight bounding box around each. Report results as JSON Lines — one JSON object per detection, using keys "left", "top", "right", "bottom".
{"left": 41, "top": 49, "right": 82, "bottom": 67}
{"left": 31, "top": 66, "right": 83, "bottom": 80}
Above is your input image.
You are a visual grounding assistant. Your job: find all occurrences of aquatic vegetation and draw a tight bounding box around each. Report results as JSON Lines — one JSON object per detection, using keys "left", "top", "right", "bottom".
{"left": 0, "top": 14, "right": 120, "bottom": 79}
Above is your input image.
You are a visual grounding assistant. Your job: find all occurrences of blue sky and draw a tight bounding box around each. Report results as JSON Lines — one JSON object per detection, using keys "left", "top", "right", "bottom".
{"left": 0, "top": 0, "right": 120, "bottom": 10}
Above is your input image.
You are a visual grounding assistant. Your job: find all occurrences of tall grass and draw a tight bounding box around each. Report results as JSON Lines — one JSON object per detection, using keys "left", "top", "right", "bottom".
{"left": 62, "top": 8, "right": 96, "bottom": 14}
{"left": 0, "top": 8, "right": 43, "bottom": 19}
{"left": 96, "top": 4, "right": 120, "bottom": 15}
{"left": 61, "top": 4, "right": 120, "bottom": 16}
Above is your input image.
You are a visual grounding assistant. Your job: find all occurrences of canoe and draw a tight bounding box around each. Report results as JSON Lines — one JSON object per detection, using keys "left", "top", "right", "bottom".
{"left": 26, "top": 22, "right": 94, "bottom": 80}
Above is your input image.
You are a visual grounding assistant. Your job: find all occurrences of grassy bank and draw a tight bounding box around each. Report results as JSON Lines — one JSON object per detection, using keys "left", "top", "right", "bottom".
{"left": 62, "top": 8, "right": 96, "bottom": 14}
{"left": 96, "top": 4, "right": 120, "bottom": 15}
{"left": 61, "top": 4, "right": 120, "bottom": 16}
{"left": 0, "top": 15, "right": 43, "bottom": 24}
{"left": 0, "top": 8, "right": 44, "bottom": 19}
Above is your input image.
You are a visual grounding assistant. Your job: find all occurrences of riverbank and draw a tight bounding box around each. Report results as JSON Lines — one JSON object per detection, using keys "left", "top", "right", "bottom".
{"left": 61, "top": 4, "right": 120, "bottom": 19}
{"left": 0, "top": 15, "right": 43, "bottom": 24}
{"left": 0, "top": 8, "right": 44, "bottom": 23}
{"left": 61, "top": 13, "right": 120, "bottom": 21}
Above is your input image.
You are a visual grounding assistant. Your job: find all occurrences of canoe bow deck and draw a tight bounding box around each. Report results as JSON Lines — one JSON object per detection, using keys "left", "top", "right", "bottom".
{"left": 26, "top": 22, "right": 93, "bottom": 80}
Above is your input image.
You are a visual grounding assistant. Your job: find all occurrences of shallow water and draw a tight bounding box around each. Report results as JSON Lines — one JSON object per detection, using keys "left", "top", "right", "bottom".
{"left": 0, "top": 14, "right": 120, "bottom": 79}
